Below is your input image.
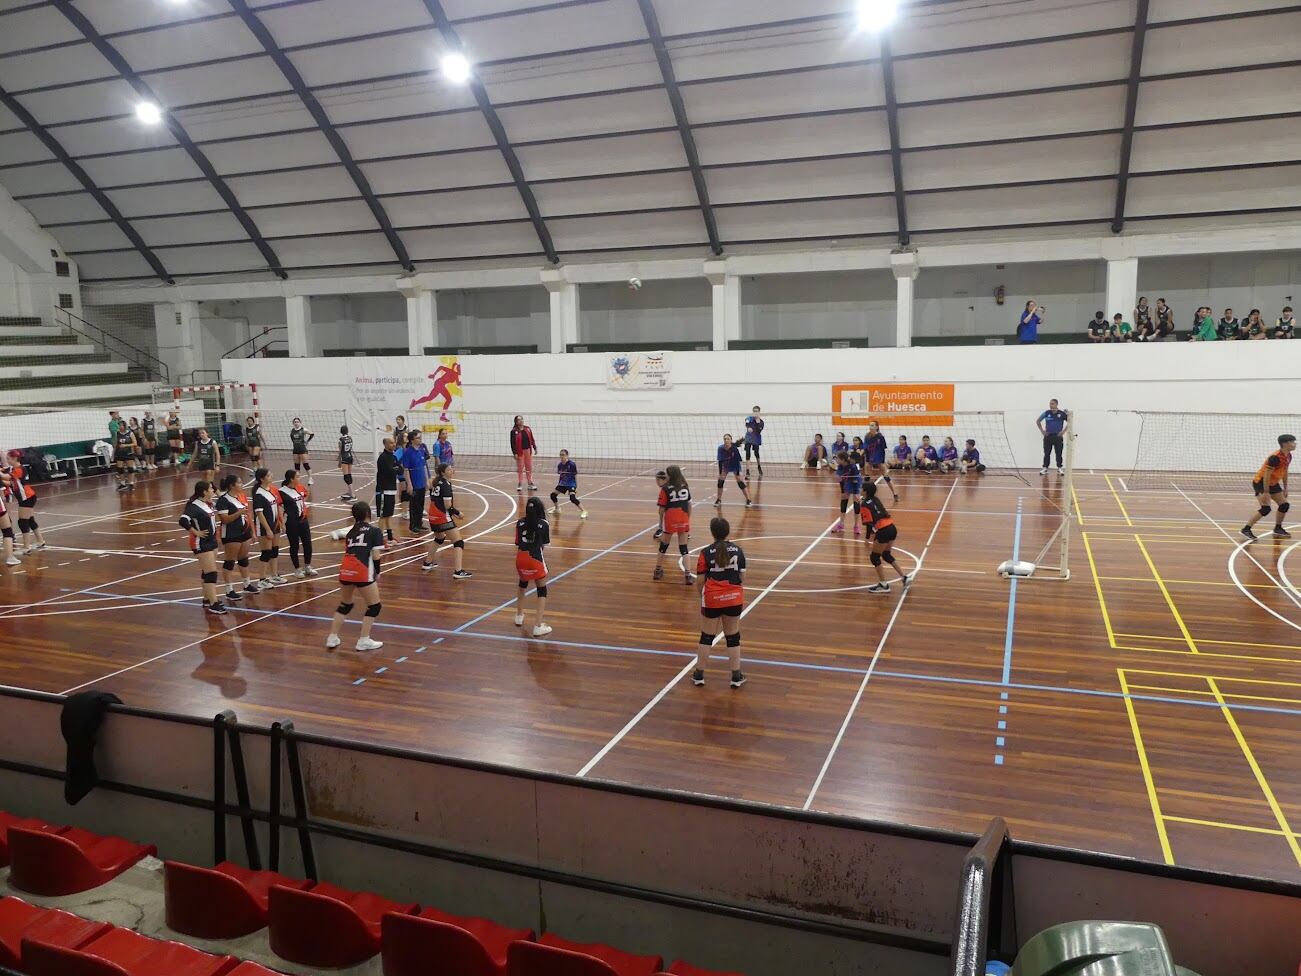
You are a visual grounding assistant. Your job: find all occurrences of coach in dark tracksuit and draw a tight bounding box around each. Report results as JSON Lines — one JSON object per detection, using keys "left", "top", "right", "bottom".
{"left": 1037, "top": 399, "right": 1069, "bottom": 475}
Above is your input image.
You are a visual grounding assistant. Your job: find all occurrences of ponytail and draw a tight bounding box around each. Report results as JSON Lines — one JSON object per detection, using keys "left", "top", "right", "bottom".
{"left": 190, "top": 480, "right": 211, "bottom": 501}
{"left": 710, "top": 517, "right": 731, "bottom": 570}
{"left": 666, "top": 464, "right": 686, "bottom": 490}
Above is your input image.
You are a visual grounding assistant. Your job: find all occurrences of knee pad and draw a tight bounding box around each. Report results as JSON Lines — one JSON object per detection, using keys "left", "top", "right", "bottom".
{"left": 223, "top": 559, "right": 235, "bottom": 571}
{"left": 343, "top": 473, "right": 353, "bottom": 485}
{"left": 725, "top": 633, "right": 741, "bottom": 648}
{"left": 453, "top": 540, "right": 464, "bottom": 549}
{"left": 1, "top": 526, "right": 12, "bottom": 539}
{"left": 870, "top": 552, "right": 883, "bottom": 566}
{"left": 852, "top": 500, "right": 861, "bottom": 513}
{"left": 570, "top": 495, "right": 581, "bottom": 506}
{"left": 365, "top": 603, "right": 382, "bottom": 618}
{"left": 519, "top": 579, "right": 528, "bottom": 589}
{"left": 17, "top": 518, "right": 30, "bottom": 534}
{"left": 536, "top": 585, "right": 548, "bottom": 598}
{"left": 201, "top": 571, "right": 219, "bottom": 584}
{"left": 659, "top": 542, "right": 669, "bottom": 554}
{"left": 716, "top": 479, "right": 725, "bottom": 490}
{"left": 260, "top": 550, "right": 273, "bottom": 562}
{"left": 1261, "top": 504, "right": 1273, "bottom": 516}
{"left": 699, "top": 631, "right": 713, "bottom": 646}
{"left": 238, "top": 557, "right": 249, "bottom": 568}
{"left": 883, "top": 550, "right": 896, "bottom": 564}
{"left": 336, "top": 602, "right": 354, "bottom": 615}
{"left": 550, "top": 492, "right": 559, "bottom": 503}
{"left": 679, "top": 543, "right": 688, "bottom": 556}
{"left": 303, "top": 463, "right": 311, "bottom": 471}
{"left": 1280, "top": 502, "right": 1291, "bottom": 514}
{"left": 294, "top": 462, "right": 301, "bottom": 471}
{"left": 839, "top": 499, "right": 848, "bottom": 513}
{"left": 271, "top": 546, "right": 281, "bottom": 559}
{"left": 434, "top": 535, "right": 446, "bottom": 545}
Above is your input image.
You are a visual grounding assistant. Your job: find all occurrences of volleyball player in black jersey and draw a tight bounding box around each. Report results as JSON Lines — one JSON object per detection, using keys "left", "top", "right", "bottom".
{"left": 244, "top": 416, "right": 262, "bottom": 465}
{"left": 141, "top": 411, "right": 158, "bottom": 471}
{"left": 513, "top": 496, "right": 552, "bottom": 636}
{"left": 861, "top": 483, "right": 910, "bottom": 594}
{"left": 326, "top": 501, "right": 385, "bottom": 652}
{"left": 166, "top": 410, "right": 183, "bottom": 465}
{"left": 112, "top": 422, "right": 137, "bottom": 492}
{"left": 179, "top": 481, "right": 226, "bottom": 615}
{"left": 215, "top": 474, "right": 257, "bottom": 603}
{"left": 421, "top": 463, "right": 472, "bottom": 579}
{"left": 280, "top": 468, "right": 317, "bottom": 577}
{"left": 290, "top": 418, "right": 314, "bottom": 485}
{"left": 338, "top": 426, "right": 356, "bottom": 501}
{"left": 692, "top": 517, "right": 747, "bottom": 688}
{"left": 188, "top": 429, "right": 220, "bottom": 478}
{"left": 252, "top": 467, "right": 287, "bottom": 588}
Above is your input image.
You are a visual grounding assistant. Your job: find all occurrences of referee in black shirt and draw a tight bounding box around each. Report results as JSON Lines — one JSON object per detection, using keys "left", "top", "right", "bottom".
{"left": 375, "top": 437, "right": 405, "bottom": 543}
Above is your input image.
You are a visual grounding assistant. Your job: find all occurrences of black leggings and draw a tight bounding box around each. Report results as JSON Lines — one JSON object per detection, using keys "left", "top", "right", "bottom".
{"left": 285, "top": 519, "right": 313, "bottom": 568}
{"left": 1042, "top": 434, "right": 1064, "bottom": 468}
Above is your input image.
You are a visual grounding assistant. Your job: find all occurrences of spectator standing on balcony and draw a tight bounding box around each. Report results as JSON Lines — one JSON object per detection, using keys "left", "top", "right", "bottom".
{"left": 1111, "top": 313, "right": 1132, "bottom": 342}
{"left": 1274, "top": 306, "right": 1295, "bottom": 339}
{"left": 1016, "top": 300, "right": 1043, "bottom": 344}
{"left": 1086, "top": 310, "right": 1110, "bottom": 343}
{"left": 1154, "top": 298, "right": 1175, "bottom": 340}
{"left": 1037, "top": 399, "right": 1069, "bottom": 476}
{"left": 1218, "top": 308, "right": 1239, "bottom": 340}
{"left": 1133, "top": 297, "right": 1154, "bottom": 341}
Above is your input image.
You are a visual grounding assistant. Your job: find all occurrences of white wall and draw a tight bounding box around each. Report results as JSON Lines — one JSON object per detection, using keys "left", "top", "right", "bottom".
{"left": 81, "top": 303, "right": 158, "bottom": 358}
{"left": 310, "top": 294, "right": 407, "bottom": 354}
{"left": 1137, "top": 251, "right": 1300, "bottom": 325}
{"left": 742, "top": 272, "right": 896, "bottom": 344}
{"left": 915, "top": 260, "right": 1107, "bottom": 338}
{"left": 223, "top": 341, "right": 1301, "bottom": 471}
{"left": 437, "top": 287, "right": 550, "bottom": 350}
{"left": 580, "top": 279, "right": 712, "bottom": 346}
{"left": 0, "top": 182, "right": 80, "bottom": 324}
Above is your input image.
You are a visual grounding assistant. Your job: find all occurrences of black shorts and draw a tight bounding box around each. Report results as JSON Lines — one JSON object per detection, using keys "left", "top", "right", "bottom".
{"left": 873, "top": 524, "right": 898, "bottom": 545}
{"left": 114, "top": 449, "right": 132, "bottom": 463}
{"left": 430, "top": 517, "right": 455, "bottom": 534}
{"left": 1253, "top": 480, "right": 1283, "bottom": 496}
{"left": 702, "top": 605, "right": 743, "bottom": 619}
{"left": 193, "top": 541, "right": 218, "bottom": 555}
{"left": 376, "top": 493, "right": 396, "bottom": 518}
{"left": 222, "top": 532, "right": 251, "bottom": 547}
{"left": 744, "top": 442, "right": 760, "bottom": 458}
{"left": 554, "top": 484, "right": 575, "bottom": 495}
{"left": 18, "top": 497, "right": 35, "bottom": 510}
{"left": 340, "top": 454, "right": 354, "bottom": 466}
{"left": 168, "top": 431, "right": 182, "bottom": 442}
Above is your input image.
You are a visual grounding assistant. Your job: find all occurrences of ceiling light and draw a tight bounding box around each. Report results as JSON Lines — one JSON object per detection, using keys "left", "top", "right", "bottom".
{"left": 441, "top": 52, "right": 472, "bottom": 84}
{"left": 135, "top": 101, "right": 163, "bottom": 125}
{"left": 857, "top": 0, "right": 900, "bottom": 31}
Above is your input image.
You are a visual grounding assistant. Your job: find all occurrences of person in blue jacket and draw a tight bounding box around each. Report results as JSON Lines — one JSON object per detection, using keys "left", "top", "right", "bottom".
{"left": 402, "top": 430, "right": 431, "bottom": 533}
{"left": 1017, "top": 299, "right": 1044, "bottom": 344}
{"left": 713, "top": 434, "right": 752, "bottom": 508}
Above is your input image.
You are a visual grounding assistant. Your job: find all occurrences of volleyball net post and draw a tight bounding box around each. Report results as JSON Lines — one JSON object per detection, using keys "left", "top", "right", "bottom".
{"left": 999, "top": 430, "right": 1075, "bottom": 582}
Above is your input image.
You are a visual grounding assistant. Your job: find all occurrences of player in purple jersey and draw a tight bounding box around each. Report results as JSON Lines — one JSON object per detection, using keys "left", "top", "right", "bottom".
{"left": 862, "top": 421, "right": 898, "bottom": 501}
{"left": 714, "top": 434, "right": 752, "bottom": 508}
{"left": 743, "top": 406, "right": 765, "bottom": 480}
{"left": 960, "top": 439, "right": 986, "bottom": 474}
{"left": 830, "top": 452, "right": 864, "bottom": 535}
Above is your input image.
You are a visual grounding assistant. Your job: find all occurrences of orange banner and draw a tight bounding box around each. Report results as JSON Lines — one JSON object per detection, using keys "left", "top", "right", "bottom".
{"left": 831, "top": 383, "right": 955, "bottom": 427}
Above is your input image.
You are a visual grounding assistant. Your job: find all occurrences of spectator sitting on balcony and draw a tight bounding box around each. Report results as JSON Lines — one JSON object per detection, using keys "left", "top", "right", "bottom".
{"left": 1189, "top": 309, "right": 1218, "bottom": 341}
{"left": 1111, "top": 313, "right": 1132, "bottom": 342}
{"left": 1217, "top": 308, "right": 1239, "bottom": 340}
{"left": 1086, "top": 310, "right": 1110, "bottom": 342}
{"left": 1153, "top": 298, "right": 1175, "bottom": 340}
{"left": 1133, "top": 297, "right": 1154, "bottom": 341}
{"left": 1239, "top": 309, "right": 1267, "bottom": 340}
{"left": 1274, "top": 306, "right": 1295, "bottom": 339}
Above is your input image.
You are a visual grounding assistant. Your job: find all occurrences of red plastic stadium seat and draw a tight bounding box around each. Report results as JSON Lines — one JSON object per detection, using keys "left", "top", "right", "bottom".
{"left": 164, "top": 860, "right": 310, "bottom": 939}
{"left": 0, "top": 896, "right": 111, "bottom": 969}
{"left": 660, "top": 962, "right": 746, "bottom": 976}
{"left": 20, "top": 939, "right": 130, "bottom": 976}
{"left": 0, "top": 812, "right": 57, "bottom": 867}
{"left": 513, "top": 936, "right": 663, "bottom": 976}
{"left": 8, "top": 825, "right": 155, "bottom": 896}
{"left": 226, "top": 964, "right": 285, "bottom": 976}
{"left": 267, "top": 880, "right": 416, "bottom": 968}
{"left": 74, "top": 927, "right": 236, "bottom": 976}
{"left": 383, "top": 907, "right": 534, "bottom": 976}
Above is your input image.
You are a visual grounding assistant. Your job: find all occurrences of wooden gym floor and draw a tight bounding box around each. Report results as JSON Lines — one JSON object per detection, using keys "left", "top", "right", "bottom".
{"left": 1, "top": 454, "right": 1298, "bottom": 883}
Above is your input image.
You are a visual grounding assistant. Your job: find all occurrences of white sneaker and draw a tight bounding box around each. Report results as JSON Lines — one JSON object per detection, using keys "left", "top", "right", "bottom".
{"left": 517, "top": 484, "right": 524, "bottom": 493}
{"left": 531, "top": 624, "right": 552, "bottom": 637}
{"left": 325, "top": 634, "right": 341, "bottom": 650}
{"left": 304, "top": 565, "right": 319, "bottom": 577}
{"left": 579, "top": 510, "right": 588, "bottom": 519}
{"left": 296, "top": 568, "right": 309, "bottom": 579}
{"left": 257, "top": 579, "right": 274, "bottom": 590}
{"left": 355, "top": 637, "right": 384, "bottom": 652}
{"left": 1057, "top": 467, "right": 1065, "bottom": 475}
{"left": 270, "top": 575, "right": 289, "bottom": 585}
{"left": 514, "top": 613, "right": 524, "bottom": 627}
{"left": 5, "top": 556, "right": 20, "bottom": 566}
{"left": 1040, "top": 468, "right": 1048, "bottom": 475}
{"left": 307, "top": 476, "right": 314, "bottom": 485}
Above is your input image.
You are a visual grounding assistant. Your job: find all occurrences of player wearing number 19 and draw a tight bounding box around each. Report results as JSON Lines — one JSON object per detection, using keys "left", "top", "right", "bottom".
{"left": 1241, "top": 434, "right": 1294, "bottom": 541}
{"left": 692, "top": 517, "right": 747, "bottom": 689}
{"left": 653, "top": 466, "right": 692, "bottom": 584}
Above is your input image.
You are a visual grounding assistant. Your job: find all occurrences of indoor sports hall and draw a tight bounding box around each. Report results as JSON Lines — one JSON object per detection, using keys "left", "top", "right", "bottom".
{"left": 0, "top": 2, "right": 1297, "bottom": 976}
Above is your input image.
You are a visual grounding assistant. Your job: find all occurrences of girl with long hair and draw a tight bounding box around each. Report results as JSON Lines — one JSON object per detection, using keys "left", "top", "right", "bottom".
{"left": 289, "top": 417, "right": 315, "bottom": 485}
{"left": 252, "top": 467, "right": 287, "bottom": 588}
{"left": 654, "top": 466, "right": 692, "bottom": 583}
{"left": 421, "top": 463, "right": 472, "bottom": 579}
{"left": 244, "top": 416, "right": 262, "bottom": 465}
{"left": 281, "top": 468, "right": 317, "bottom": 578}
{"left": 713, "top": 434, "right": 752, "bottom": 508}
{"left": 692, "top": 516, "right": 747, "bottom": 688}
{"left": 215, "top": 473, "right": 256, "bottom": 603}
{"left": 513, "top": 495, "right": 552, "bottom": 637}
{"left": 326, "top": 501, "right": 385, "bottom": 652}
{"left": 861, "top": 482, "right": 910, "bottom": 594}
{"left": 179, "top": 480, "right": 226, "bottom": 615}
{"left": 338, "top": 425, "right": 356, "bottom": 501}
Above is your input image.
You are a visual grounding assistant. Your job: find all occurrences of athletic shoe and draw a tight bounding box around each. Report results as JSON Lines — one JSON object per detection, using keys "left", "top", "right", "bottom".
{"left": 758, "top": 469, "right": 764, "bottom": 480}
{"left": 355, "top": 638, "right": 383, "bottom": 652}
{"left": 1057, "top": 468, "right": 1065, "bottom": 475}
{"left": 421, "top": 561, "right": 438, "bottom": 572}
{"left": 713, "top": 498, "right": 722, "bottom": 507}
{"left": 270, "top": 575, "right": 289, "bottom": 585}
{"left": 683, "top": 572, "right": 694, "bottom": 585}
{"left": 900, "top": 574, "right": 912, "bottom": 587}
{"left": 531, "top": 624, "right": 552, "bottom": 637}
{"left": 866, "top": 582, "right": 890, "bottom": 594}
{"left": 830, "top": 524, "right": 844, "bottom": 534}
{"left": 244, "top": 582, "right": 259, "bottom": 593}
{"left": 4, "top": 556, "right": 20, "bottom": 566}
{"left": 307, "top": 476, "right": 313, "bottom": 485}
{"left": 226, "top": 590, "right": 242, "bottom": 602}
{"left": 1274, "top": 526, "right": 1292, "bottom": 538}
{"left": 549, "top": 506, "right": 560, "bottom": 514}
{"left": 745, "top": 499, "right": 753, "bottom": 508}
{"left": 256, "top": 579, "right": 274, "bottom": 590}
{"left": 206, "top": 602, "right": 228, "bottom": 615}
{"left": 527, "top": 483, "right": 537, "bottom": 491}
{"left": 325, "top": 634, "right": 341, "bottom": 650}
{"left": 452, "top": 569, "right": 473, "bottom": 580}
{"left": 729, "top": 671, "right": 747, "bottom": 689}
{"left": 21, "top": 546, "right": 33, "bottom": 555}
{"left": 1039, "top": 468, "right": 1048, "bottom": 475}
{"left": 891, "top": 494, "right": 900, "bottom": 503}
{"left": 517, "top": 484, "right": 524, "bottom": 493}
{"left": 514, "top": 613, "right": 524, "bottom": 627}
{"left": 303, "top": 565, "right": 319, "bottom": 577}
{"left": 691, "top": 669, "right": 705, "bottom": 687}
{"left": 579, "top": 510, "right": 588, "bottom": 519}
{"left": 744, "top": 467, "right": 751, "bottom": 480}
{"left": 294, "top": 568, "right": 307, "bottom": 579}
{"left": 1240, "top": 526, "right": 1257, "bottom": 541}
{"left": 853, "top": 524, "right": 861, "bottom": 537}
{"left": 652, "top": 565, "right": 664, "bottom": 581}
{"left": 34, "top": 543, "right": 46, "bottom": 550}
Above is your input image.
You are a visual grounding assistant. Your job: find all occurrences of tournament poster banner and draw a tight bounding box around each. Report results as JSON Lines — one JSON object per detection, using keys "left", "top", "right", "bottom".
{"left": 349, "top": 356, "right": 464, "bottom": 436}
{"left": 831, "top": 383, "right": 955, "bottom": 427}
{"left": 607, "top": 350, "right": 673, "bottom": 390}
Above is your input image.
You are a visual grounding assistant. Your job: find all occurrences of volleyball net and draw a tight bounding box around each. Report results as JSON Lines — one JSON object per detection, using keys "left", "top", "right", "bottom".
{"left": 1125, "top": 411, "right": 1301, "bottom": 492}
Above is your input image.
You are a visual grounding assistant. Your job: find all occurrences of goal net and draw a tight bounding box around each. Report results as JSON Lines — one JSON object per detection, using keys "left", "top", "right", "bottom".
{"left": 1125, "top": 411, "right": 1301, "bottom": 492}
{"left": 153, "top": 385, "right": 346, "bottom": 461}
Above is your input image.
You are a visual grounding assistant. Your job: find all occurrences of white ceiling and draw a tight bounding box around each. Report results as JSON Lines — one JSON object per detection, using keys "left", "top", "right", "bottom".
{"left": 0, "top": 0, "right": 1294, "bottom": 283}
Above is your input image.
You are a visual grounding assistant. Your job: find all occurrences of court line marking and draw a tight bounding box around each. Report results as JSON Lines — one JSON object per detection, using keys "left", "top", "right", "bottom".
{"left": 1080, "top": 531, "right": 1117, "bottom": 647}
{"left": 1105, "top": 474, "right": 1133, "bottom": 527}
{"left": 576, "top": 517, "right": 842, "bottom": 779}
{"left": 1135, "top": 536, "right": 1198, "bottom": 653}
{"left": 1278, "top": 541, "right": 1299, "bottom": 600}
{"left": 1117, "top": 668, "right": 1175, "bottom": 865}
{"left": 1162, "top": 815, "right": 1299, "bottom": 839}
{"left": 1206, "top": 675, "right": 1301, "bottom": 869}
{"left": 802, "top": 479, "right": 960, "bottom": 810}
{"left": 996, "top": 498, "right": 1023, "bottom": 766}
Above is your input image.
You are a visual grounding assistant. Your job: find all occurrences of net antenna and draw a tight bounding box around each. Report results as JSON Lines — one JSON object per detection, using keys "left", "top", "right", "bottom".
{"left": 998, "top": 431, "right": 1075, "bottom": 582}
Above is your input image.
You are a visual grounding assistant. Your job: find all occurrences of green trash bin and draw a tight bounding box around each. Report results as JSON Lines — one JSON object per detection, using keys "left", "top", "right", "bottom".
{"left": 1011, "top": 920, "right": 1201, "bottom": 976}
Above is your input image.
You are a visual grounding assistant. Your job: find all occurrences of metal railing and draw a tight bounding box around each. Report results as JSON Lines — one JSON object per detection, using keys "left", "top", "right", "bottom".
{"left": 223, "top": 326, "right": 287, "bottom": 359}
{"left": 52, "top": 307, "right": 169, "bottom": 383}
{"left": 950, "top": 818, "right": 1017, "bottom": 975}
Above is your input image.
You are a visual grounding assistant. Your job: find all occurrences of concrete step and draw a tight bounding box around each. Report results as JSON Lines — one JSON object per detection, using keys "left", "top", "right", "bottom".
{"left": 0, "top": 343, "right": 97, "bottom": 358}
{"left": 0, "top": 360, "right": 127, "bottom": 381}
{"left": 0, "top": 333, "right": 77, "bottom": 346}
{"left": 0, "top": 367, "right": 147, "bottom": 391}
{"left": 0, "top": 316, "right": 44, "bottom": 328}
{"left": 0, "top": 380, "right": 157, "bottom": 407}
{"left": 0, "top": 352, "right": 112, "bottom": 368}
{"left": 0, "top": 324, "right": 67, "bottom": 338}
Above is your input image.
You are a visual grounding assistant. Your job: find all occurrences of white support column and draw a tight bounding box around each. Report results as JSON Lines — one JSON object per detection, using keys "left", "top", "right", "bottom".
{"left": 154, "top": 302, "right": 199, "bottom": 381}
{"left": 704, "top": 259, "right": 740, "bottom": 351}
{"left": 286, "top": 294, "right": 311, "bottom": 358}
{"left": 541, "top": 268, "right": 579, "bottom": 353}
{"left": 1105, "top": 256, "right": 1139, "bottom": 321}
{"left": 890, "top": 249, "right": 921, "bottom": 348}
{"left": 398, "top": 278, "right": 438, "bottom": 355}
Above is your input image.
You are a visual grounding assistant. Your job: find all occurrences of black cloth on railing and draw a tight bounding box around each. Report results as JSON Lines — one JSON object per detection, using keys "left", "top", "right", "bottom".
{"left": 61, "top": 690, "right": 122, "bottom": 804}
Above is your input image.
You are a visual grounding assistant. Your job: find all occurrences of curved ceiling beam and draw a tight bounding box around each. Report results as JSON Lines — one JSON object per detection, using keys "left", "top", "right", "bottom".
{"left": 0, "top": 84, "right": 173, "bottom": 284}
{"left": 419, "top": 0, "right": 560, "bottom": 265}
{"left": 1112, "top": 0, "right": 1150, "bottom": 233}
{"left": 50, "top": 0, "right": 287, "bottom": 279}
{"left": 879, "top": 37, "right": 910, "bottom": 248}
{"left": 226, "top": 0, "right": 414, "bottom": 274}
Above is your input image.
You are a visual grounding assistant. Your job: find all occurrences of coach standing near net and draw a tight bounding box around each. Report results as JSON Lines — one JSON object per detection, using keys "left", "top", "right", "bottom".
{"left": 1037, "top": 399, "right": 1069, "bottom": 476}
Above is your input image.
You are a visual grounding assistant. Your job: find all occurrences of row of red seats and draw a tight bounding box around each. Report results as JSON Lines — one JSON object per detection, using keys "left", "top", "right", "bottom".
{"left": 1, "top": 811, "right": 740, "bottom": 976}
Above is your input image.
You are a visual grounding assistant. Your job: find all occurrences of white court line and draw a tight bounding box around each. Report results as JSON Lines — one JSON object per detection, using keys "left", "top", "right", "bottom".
{"left": 59, "top": 480, "right": 521, "bottom": 694}
{"left": 802, "top": 479, "right": 960, "bottom": 811}
{"left": 1279, "top": 541, "right": 1300, "bottom": 601}
{"left": 576, "top": 517, "right": 841, "bottom": 779}
{"left": 1118, "top": 477, "right": 1130, "bottom": 492}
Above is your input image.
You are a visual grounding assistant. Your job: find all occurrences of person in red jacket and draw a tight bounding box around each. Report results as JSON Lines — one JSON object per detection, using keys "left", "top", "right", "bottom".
{"left": 510, "top": 415, "right": 538, "bottom": 493}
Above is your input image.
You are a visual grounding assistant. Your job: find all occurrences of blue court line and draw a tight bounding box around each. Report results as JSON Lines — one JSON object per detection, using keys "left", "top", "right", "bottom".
{"left": 85, "top": 589, "right": 1301, "bottom": 719}
{"left": 996, "top": 498, "right": 1023, "bottom": 766}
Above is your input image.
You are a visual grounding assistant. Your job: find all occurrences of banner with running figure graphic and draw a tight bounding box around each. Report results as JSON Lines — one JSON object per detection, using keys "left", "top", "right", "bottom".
{"left": 607, "top": 350, "right": 673, "bottom": 390}
{"left": 347, "top": 356, "right": 464, "bottom": 445}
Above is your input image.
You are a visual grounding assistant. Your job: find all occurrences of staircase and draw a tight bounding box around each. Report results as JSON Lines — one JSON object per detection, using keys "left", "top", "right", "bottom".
{"left": 0, "top": 313, "right": 164, "bottom": 407}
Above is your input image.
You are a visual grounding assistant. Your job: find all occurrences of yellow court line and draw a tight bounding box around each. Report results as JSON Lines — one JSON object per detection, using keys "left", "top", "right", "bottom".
{"left": 1116, "top": 631, "right": 1301, "bottom": 653}
{"left": 1128, "top": 684, "right": 1301, "bottom": 706}
{"left": 1104, "top": 474, "right": 1134, "bottom": 526}
{"left": 1205, "top": 676, "right": 1301, "bottom": 869}
{"left": 1120, "top": 668, "right": 1301, "bottom": 687}
{"left": 1085, "top": 534, "right": 1243, "bottom": 546}
{"left": 1162, "top": 815, "right": 1298, "bottom": 839}
{"left": 1114, "top": 643, "right": 1301, "bottom": 665}
{"left": 1135, "top": 536, "right": 1199, "bottom": 654}
{"left": 1081, "top": 531, "right": 1116, "bottom": 646}
{"left": 1101, "top": 575, "right": 1280, "bottom": 590}
{"left": 1118, "top": 669, "right": 1175, "bottom": 864}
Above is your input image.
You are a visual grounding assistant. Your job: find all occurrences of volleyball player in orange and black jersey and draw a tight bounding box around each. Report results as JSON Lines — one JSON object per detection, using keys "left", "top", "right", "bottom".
{"left": 0, "top": 470, "right": 20, "bottom": 567}
{"left": 326, "top": 501, "right": 385, "bottom": 653}
{"left": 421, "top": 463, "right": 472, "bottom": 579}
{"left": 252, "top": 468, "right": 287, "bottom": 587}
{"left": 654, "top": 465, "right": 693, "bottom": 583}
{"left": 692, "top": 516, "right": 747, "bottom": 688}
{"left": 513, "top": 495, "right": 552, "bottom": 637}
{"left": 215, "top": 473, "right": 257, "bottom": 602}
{"left": 1242, "top": 434, "right": 1294, "bottom": 541}
{"left": 861, "top": 482, "right": 910, "bottom": 594}
{"left": 179, "top": 480, "right": 226, "bottom": 615}
{"left": 4, "top": 456, "right": 45, "bottom": 552}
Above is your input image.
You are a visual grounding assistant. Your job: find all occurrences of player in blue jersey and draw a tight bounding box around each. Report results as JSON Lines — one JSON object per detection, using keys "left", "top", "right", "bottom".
{"left": 938, "top": 437, "right": 959, "bottom": 473}
{"left": 960, "top": 439, "right": 986, "bottom": 474}
{"left": 888, "top": 436, "right": 913, "bottom": 471}
{"left": 549, "top": 450, "right": 587, "bottom": 519}
{"left": 862, "top": 421, "right": 898, "bottom": 501}
{"left": 714, "top": 434, "right": 752, "bottom": 508}
{"left": 743, "top": 405, "right": 765, "bottom": 480}
{"left": 914, "top": 435, "right": 939, "bottom": 473}
{"left": 828, "top": 432, "right": 850, "bottom": 459}
{"left": 831, "top": 451, "right": 864, "bottom": 536}
{"left": 804, "top": 433, "right": 829, "bottom": 470}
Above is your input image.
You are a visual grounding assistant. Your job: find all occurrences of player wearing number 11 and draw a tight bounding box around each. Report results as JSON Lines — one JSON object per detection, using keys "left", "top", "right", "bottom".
{"left": 1241, "top": 434, "right": 1294, "bottom": 541}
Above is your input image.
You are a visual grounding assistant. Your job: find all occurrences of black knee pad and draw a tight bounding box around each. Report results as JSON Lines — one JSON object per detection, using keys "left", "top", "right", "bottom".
{"left": 17, "top": 518, "right": 30, "bottom": 534}
{"left": 550, "top": 492, "right": 558, "bottom": 503}
{"left": 223, "top": 560, "right": 235, "bottom": 571}
{"left": 201, "top": 571, "right": 219, "bottom": 584}
{"left": 294, "top": 462, "right": 301, "bottom": 471}
{"left": 343, "top": 474, "right": 353, "bottom": 485}
{"left": 679, "top": 543, "right": 688, "bottom": 556}
{"left": 870, "top": 552, "right": 883, "bottom": 566}
{"left": 238, "top": 557, "right": 249, "bottom": 568}
{"left": 883, "top": 550, "right": 896, "bottom": 564}
{"left": 1261, "top": 504, "right": 1273, "bottom": 516}
{"left": 1, "top": 526, "right": 12, "bottom": 539}
{"left": 260, "top": 550, "right": 273, "bottom": 562}
{"left": 658, "top": 542, "right": 669, "bottom": 554}
{"left": 336, "top": 602, "right": 354, "bottom": 615}
{"left": 434, "top": 535, "right": 446, "bottom": 545}
{"left": 699, "top": 631, "right": 713, "bottom": 645}
{"left": 1280, "top": 502, "right": 1291, "bottom": 514}
{"left": 725, "top": 633, "right": 741, "bottom": 648}
{"left": 976, "top": 464, "right": 987, "bottom": 473}
{"left": 716, "top": 479, "right": 725, "bottom": 490}
{"left": 570, "top": 495, "right": 581, "bottom": 506}
{"left": 852, "top": 500, "right": 861, "bottom": 513}
{"left": 536, "top": 585, "right": 548, "bottom": 598}
{"left": 303, "top": 463, "right": 311, "bottom": 471}
{"left": 453, "top": 540, "right": 464, "bottom": 549}
{"left": 365, "top": 603, "right": 382, "bottom": 618}
{"left": 840, "top": 499, "right": 848, "bottom": 513}
{"left": 519, "top": 579, "right": 528, "bottom": 589}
